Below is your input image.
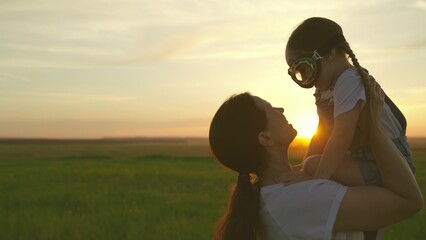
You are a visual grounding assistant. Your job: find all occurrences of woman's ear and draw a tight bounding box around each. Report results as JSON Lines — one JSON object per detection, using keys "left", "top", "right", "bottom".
{"left": 258, "top": 131, "right": 274, "bottom": 147}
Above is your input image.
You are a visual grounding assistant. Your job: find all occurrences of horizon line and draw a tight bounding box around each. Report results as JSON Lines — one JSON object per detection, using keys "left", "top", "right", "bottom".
{"left": 1, "top": 135, "right": 426, "bottom": 139}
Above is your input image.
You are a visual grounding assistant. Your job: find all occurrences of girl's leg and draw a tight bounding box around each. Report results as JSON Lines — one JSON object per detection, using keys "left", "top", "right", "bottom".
{"left": 303, "top": 154, "right": 365, "bottom": 186}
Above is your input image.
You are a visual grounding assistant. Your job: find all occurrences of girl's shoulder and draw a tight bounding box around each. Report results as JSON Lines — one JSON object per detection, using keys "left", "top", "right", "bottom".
{"left": 334, "top": 68, "right": 364, "bottom": 92}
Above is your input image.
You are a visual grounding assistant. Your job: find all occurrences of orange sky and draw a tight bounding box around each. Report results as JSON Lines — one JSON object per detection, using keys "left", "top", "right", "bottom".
{"left": 0, "top": 0, "right": 425, "bottom": 138}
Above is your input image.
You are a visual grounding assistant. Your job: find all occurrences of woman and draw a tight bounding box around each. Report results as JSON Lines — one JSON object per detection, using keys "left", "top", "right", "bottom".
{"left": 209, "top": 78, "right": 422, "bottom": 239}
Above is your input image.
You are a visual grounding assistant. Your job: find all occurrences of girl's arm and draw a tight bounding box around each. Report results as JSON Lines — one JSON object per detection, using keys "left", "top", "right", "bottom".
{"left": 304, "top": 115, "right": 330, "bottom": 159}
{"left": 312, "top": 102, "right": 362, "bottom": 179}
{"left": 333, "top": 80, "right": 423, "bottom": 231}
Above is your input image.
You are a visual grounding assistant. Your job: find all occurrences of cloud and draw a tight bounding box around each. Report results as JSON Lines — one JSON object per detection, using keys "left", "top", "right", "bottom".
{"left": 0, "top": 116, "right": 211, "bottom": 138}
{"left": 365, "top": 40, "right": 426, "bottom": 54}
{"left": 0, "top": 72, "right": 33, "bottom": 82}
{"left": 0, "top": 58, "right": 98, "bottom": 69}
{"left": 398, "top": 40, "right": 426, "bottom": 51}
{"left": 413, "top": 0, "right": 426, "bottom": 10}
{"left": 0, "top": 42, "right": 119, "bottom": 56}
{"left": 39, "top": 92, "right": 138, "bottom": 103}
{"left": 405, "top": 87, "right": 426, "bottom": 95}
{"left": 141, "top": 117, "right": 211, "bottom": 129}
{"left": 0, "top": 90, "right": 138, "bottom": 104}
{"left": 0, "top": 1, "right": 65, "bottom": 13}
{"left": 0, "top": 118, "right": 139, "bottom": 138}
{"left": 106, "top": 35, "right": 282, "bottom": 65}
{"left": 2, "top": 0, "right": 409, "bottom": 69}
{"left": 104, "top": 33, "right": 209, "bottom": 65}
{"left": 101, "top": 13, "right": 289, "bottom": 65}
{"left": 353, "top": 39, "right": 426, "bottom": 65}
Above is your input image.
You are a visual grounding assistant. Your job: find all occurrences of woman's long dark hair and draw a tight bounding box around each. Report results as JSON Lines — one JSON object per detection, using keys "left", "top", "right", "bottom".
{"left": 286, "top": 17, "right": 371, "bottom": 144}
{"left": 209, "top": 92, "right": 267, "bottom": 240}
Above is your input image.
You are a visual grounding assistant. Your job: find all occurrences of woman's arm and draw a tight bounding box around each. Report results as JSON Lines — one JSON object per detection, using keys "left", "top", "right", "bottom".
{"left": 333, "top": 79, "right": 423, "bottom": 232}
{"left": 333, "top": 129, "right": 423, "bottom": 231}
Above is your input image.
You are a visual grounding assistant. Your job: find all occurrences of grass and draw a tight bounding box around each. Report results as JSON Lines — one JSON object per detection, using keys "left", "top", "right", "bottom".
{"left": 383, "top": 149, "right": 426, "bottom": 239}
{"left": 0, "top": 141, "right": 424, "bottom": 239}
{"left": 0, "top": 157, "right": 230, "bottom": 239}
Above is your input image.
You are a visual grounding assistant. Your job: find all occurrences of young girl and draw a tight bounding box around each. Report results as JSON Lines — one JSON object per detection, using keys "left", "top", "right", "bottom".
{"left": 285, "top": 17, "right": 416, "bottom": 239}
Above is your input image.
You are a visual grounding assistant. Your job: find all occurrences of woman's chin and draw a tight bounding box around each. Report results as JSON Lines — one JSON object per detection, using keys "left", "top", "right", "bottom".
{"left": 291, "top": 129, "right": 298, "bottom": 141}
{"left": 283, "top": 128, "right": 298, "bottom": 146}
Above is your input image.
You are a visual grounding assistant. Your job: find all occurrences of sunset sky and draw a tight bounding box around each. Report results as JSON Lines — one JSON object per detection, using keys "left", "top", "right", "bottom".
{"left": 1, "top": 0, "right": 425, "bottom": 139}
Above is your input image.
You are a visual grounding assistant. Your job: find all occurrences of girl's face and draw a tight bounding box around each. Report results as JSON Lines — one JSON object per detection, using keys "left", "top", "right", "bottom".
{"left": 253, "top": 96, "right": 297, "bottom": 146}
{"left": 285, "top": 49, "right": 335, "bottom": 90}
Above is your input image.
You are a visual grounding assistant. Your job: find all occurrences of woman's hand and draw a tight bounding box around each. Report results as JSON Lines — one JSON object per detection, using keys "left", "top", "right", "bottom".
{"left": 358, "top": 75, "right": 385, "bottom": 142}
{"left": 365, "top": 75, "right": 385, "bottom": 136}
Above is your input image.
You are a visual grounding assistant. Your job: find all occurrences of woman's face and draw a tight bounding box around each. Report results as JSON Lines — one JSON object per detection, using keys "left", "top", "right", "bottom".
{"left": 253, "top": 96, "right": 297, "bottom": 146}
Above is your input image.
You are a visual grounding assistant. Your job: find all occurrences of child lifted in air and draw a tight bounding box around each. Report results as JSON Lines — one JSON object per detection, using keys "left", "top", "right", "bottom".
{"left": 284, "top": 17, "right": 416, "bottom": 240}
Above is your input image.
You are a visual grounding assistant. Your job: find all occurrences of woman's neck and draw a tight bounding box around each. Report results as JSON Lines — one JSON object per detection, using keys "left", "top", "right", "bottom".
{"left": 259, "top": 147, "right": 292, "bottom": 187}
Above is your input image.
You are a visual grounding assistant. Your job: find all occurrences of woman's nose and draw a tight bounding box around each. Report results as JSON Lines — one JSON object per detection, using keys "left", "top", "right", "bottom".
{"left": 275, "top": 107, "right": 284, "bottom": 113}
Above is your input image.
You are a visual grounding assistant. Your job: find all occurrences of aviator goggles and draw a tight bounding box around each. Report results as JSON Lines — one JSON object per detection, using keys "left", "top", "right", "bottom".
{"left": 288, "top": 50, "right": 323, "bottom": 89}
{"left": 287, "top": 34, "right": 347, "bottom": 89}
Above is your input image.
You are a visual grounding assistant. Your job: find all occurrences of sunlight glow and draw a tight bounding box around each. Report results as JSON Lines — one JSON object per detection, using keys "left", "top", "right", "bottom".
{"left": 293, "top": 114, "right": 318, "bottom": 140}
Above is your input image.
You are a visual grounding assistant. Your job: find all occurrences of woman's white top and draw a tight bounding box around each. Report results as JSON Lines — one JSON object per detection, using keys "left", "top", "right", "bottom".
{"left": 259, "top": 179, "right": 364, "bottom": 240}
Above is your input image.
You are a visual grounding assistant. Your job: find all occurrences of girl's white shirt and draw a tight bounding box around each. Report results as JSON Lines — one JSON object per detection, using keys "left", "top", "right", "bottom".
{"left": 318, "top": 68, "right": 403, "bottom": 139}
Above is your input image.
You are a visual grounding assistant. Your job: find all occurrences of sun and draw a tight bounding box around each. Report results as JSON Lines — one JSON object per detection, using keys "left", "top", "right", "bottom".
{"left": 292, "top": 114, "right": 318, "bottom": 141}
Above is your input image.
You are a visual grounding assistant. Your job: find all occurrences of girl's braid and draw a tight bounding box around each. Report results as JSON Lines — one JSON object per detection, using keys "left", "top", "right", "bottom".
{"left": 344, "top": 42, "right": 371, "bottom": 144}
{"left": 344, "top": 42, "right": 370, "bottom": 99}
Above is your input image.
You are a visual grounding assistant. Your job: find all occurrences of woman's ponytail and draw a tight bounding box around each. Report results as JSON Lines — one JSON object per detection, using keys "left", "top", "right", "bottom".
{"left": 215, "top": 173, "right": 261, "bottom": 240}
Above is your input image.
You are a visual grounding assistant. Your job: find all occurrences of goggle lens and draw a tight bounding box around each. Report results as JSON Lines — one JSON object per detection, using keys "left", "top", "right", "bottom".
{"left": 289, "top": 58, "right": 315, "bottom": 83}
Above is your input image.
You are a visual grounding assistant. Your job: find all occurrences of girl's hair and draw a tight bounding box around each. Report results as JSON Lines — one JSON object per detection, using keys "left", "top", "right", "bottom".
{"left": 286, "top": 17, "right": 371, "bottom": 143}
{"left": 209, "top": 92, "right": 267, "bottom": 240}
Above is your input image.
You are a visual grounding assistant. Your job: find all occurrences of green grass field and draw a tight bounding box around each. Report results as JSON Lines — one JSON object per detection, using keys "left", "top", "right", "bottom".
{"left": 0, "top": 140, "right": 425, "bottom": 239}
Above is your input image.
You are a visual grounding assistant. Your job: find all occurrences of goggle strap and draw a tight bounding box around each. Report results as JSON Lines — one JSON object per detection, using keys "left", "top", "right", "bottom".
{"left": 312, "top": 50, "right": 323, "bottom": 60}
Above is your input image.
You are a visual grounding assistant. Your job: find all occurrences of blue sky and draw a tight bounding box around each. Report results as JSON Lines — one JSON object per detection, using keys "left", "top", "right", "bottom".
{"left": 0, "top": 0, "right": 425, "bottom": 138}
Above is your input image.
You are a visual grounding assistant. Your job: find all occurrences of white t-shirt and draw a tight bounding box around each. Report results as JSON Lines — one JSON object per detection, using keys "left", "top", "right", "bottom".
{"left": 318, "top": 68, "right": 403, "bottom": 139}
{"left": 259, "top": 179, "right": 363, "bottom": 240}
